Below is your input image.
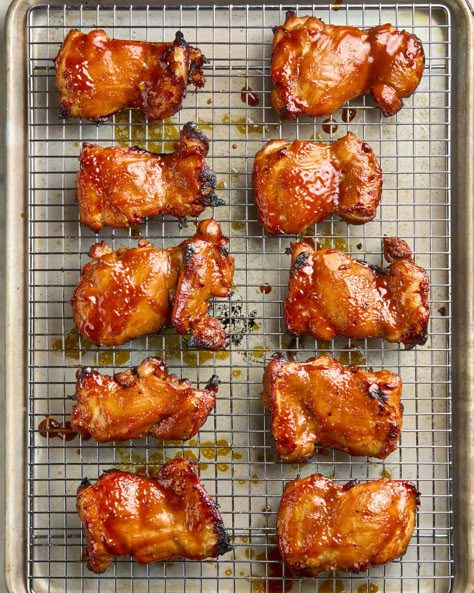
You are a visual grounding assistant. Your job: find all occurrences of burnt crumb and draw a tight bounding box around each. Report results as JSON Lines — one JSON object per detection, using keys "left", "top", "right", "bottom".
{"left": 213, "top": 296, "right": 259, "bottom": 348}
{"left": 290, "top": 251, "right": 310, "bottom": 276}
{"left": 59, "top": 105, "right": 70, "bottom": 120}
{"left": 356, "top": 243, "right": 362, "bottom": 250}
{"left": 438, "top": 306, "right": 447, "bottom": 316}
{"left": 368, "top": 383, "right": 388, "bottom": 405}
{"left": 285, "top": 247, "right": 292, "bottom": 255}
{"left": 178, "top": 218, "right": 188, "bottom": 229}
{"left": 206, "top": 375, "right": 221, "bottom": 390}
{"left": 183, "top": 243, "right": 196, "bottom": 267}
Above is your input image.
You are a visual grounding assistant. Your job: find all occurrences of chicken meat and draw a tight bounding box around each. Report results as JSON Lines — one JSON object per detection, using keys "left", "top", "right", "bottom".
{"left": 285, "top": 237, "right": 429, "bottom": 348}
{"left": 262, "top": 353, "right": 403, "bottom": 461}
{"left": 77, "top": 459, "right": 233, "bottom": 574}
{"left": 253, "top": 133, "right": 382, "bottom": 234}
{"left": 55, "top": 29, "right": 206, "bottom": 121}
{"left": 77, "top": 123, "right": 222, "bottom": 231}
{"left": 277, "top": 473, "right": 419, "bottom": 576}
{"left": 71, "top": 219, "right": 234, "bottom": 348}
{"left": 271, "top": 12, "right": 425, "bottom": 119}
{"left": 71, "top": 357, "right": 218, "bottom": 442}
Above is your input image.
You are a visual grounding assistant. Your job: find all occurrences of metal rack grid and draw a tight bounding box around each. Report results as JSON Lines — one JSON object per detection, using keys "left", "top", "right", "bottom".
{"left": 26, "top": 2, "right": 453, "bottom": 592}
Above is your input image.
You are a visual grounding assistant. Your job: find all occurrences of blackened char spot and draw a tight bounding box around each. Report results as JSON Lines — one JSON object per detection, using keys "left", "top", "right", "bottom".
{"left": 214, "top": 521, "right": 233, "bottom": 556}
{"left": 206, "top": 375, "right": 220, "bottom": 391}
{"left": 342, "top": 479, "right": 359, "bottom": 491}
{"left": 78, "top": 477, "right": 91, "bottom": 492}
{"left": 368, "top": 383, "right": 388, "bottom": 404}
{"left": 183, "top": 243, "right": 196, "bottom": 267}
{"left": 174, "top": 30, "right": 187, "bottom": 48}
{"left": 219, "top": 246, "right": 229, "bottom": 258}
{"left": 59, "top": 105, "right": 70, "bottom": 120}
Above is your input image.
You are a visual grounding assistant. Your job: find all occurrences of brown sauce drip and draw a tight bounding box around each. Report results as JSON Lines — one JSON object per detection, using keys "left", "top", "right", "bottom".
{"left": 322, "top": 118, "right": 338, "bottom": 134}
{"left": 241, "top": 85, "right": 260, "bottom": 106}
{"left": 342, "top": 107, "right": 357, "bottom": 123}
{"left": 38, "top": 417, "right": 79, "bottom": 442}
{"left": 259, "top": 283, "right": 272, "bottom": 294}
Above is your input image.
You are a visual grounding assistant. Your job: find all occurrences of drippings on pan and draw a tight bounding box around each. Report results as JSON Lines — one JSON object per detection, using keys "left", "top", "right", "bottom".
{"left": 271, "top": 12, "right": 425, "bottom": 119}
{"left": 55, "top": 29, "right": 206, "bottom": 121}
{"left": 71, "top": 219, "right": 234, "bottom": 348}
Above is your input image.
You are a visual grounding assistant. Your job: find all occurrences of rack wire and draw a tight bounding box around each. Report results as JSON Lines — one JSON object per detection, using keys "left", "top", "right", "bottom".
{"left": 26, "top": 2, "right": 453, "bottom": 592}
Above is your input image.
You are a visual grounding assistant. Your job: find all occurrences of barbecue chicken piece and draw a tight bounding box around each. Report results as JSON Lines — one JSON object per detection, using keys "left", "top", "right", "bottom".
{"left": 277, "top": 473, "right": 419, "bottom": 576}
{"left": 55, "top": 29, "right": 206, "bottom": 121}
{"left": 71, "top": 357, "right": 218, "bottom": 442}
{"left": 71, "top": 219, "right": 234, "bottom": 348}
{"left": 271, "top": 12, "right": 425, "bottom": 119}
{"left": 285, "top": 237, "right": 429, "bottom": 348}
{"left": 77, "top": 123, "right": 222, "bottom": 232}
{"left": 77, "top": 459, "right": 233, "bottom": 574}
{"left": 262, "top": 353, "right": 403, "bottom": 461}
{"left": 253, "top": 133, "right": 382, "bottom": 234}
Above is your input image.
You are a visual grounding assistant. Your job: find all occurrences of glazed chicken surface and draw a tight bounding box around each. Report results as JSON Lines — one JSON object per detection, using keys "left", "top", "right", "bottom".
{"left": 77, "top": 459, "right": 233, "bottom": 574}
{"left": 77, "top": 123, "right": 221, "bottom": 232}
{"left": 285, "top": 237, "right": 430, "bottom": 348}
{"left": 262, "top": 353, "right": 403, "bottom": 462}
{"left": 253, "top": 133, "right": 382, "bottom": 234}
{"left": 277, "top": 473, "right": 418, "bottom": 576}
{"left": 55, "top": 29, "right": 206, "bottom": 121}
{"left": 71, "top": 357, "right": 218, "bottom": 442}
{"left": 71, "top": 219, "right": 234, "bottom": 348}
{"left": 271, "top": 12, "right": 425, "bottom": 119}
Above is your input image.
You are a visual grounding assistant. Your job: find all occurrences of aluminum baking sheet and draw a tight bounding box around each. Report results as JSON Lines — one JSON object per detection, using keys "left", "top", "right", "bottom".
{"left": 5, "top": 0, "right": 474, "bottom": 592}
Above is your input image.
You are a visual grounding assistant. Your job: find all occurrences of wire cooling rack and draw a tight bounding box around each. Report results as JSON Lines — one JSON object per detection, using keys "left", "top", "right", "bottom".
{"left": 26, "top": 2, "right": 453, "bottom": 592}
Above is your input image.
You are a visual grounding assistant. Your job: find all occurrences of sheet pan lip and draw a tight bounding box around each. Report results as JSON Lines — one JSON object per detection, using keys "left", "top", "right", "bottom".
{"left": 3, "top": 0, "right": 474, "bottom": 591}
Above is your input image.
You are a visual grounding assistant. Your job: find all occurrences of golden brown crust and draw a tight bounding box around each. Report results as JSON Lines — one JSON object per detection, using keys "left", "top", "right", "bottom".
{"left": 71, "top": 219, "right": 234, "bottom": 348}
{"left": 55, "top": 29, "right": 206, "bottom": 121}
{"left": 77, "top": 459, "right": 233, "bottom": 574}
{"left": 71, "top": 357, "right": 218, "bottom": 442}
{"left": 77, "top": 123, "right": 221, "bottom": 231}
{"left": 284, "top": 238, "right": 429, "bottom": 348}
{"left": 271, "top": 13, "right": 425, "bottom": 119}
{"left": 262, "top": 354, "right": 403, "bottom": 461}
{"left": 253, "top": 133, "right": 382, "bottom": 234}
{"left": 277, "top": 473, "right": 419, "bottom": 576}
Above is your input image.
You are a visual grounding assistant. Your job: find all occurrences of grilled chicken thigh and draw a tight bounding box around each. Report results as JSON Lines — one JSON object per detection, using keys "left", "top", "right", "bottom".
{"left": 262, "top": 354, "right": 403, "bottom": 461}
{"left": 77, "top": 123, "right": 221, "bottom": 231}
{"left": 71, "top": 219, "right": 234, "bottom": 348}
{"left": 271, "top": 12, "right": 425, "bottom": 119}
{"left": 253, "top": 133, "right": 382, "bottom": 234}
{"left": 77, "top": 459, "right": 233, "bottom": 574}
{"left": 55, "top": 29, "right": 206, "bottom": 121}
{"left": 71, "top": 357, "right": 217, "bottom": 442}
{"left": 285, "top": 237, "right": 429, "bottom": 348}
{"left": 277, "top": 474, "right": 418, "bottom": 576}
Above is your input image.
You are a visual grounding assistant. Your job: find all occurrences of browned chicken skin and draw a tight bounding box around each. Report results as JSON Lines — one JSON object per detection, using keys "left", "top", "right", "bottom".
{"left": 71, "top": 357, "right": 217, "bottom": 442}
{"left": 277, "top": 473, "right": 419, "bottom": 576}
{"left": 262, "top": 354, "right": 403, "bottom": 461}
{"left": 77, "top": 459, "right": 233, "bottom": 574}
{"left": 271, "top": 12, "right": 425, "bottom": 119}
{"left": 55, "top": 29, "right": 206, "bottom": 121}
{"left": 71, "top": 219, "right": 234, "bottom": 348}
{"left": 77, "top": 123, "right": 222, "bottom": 232}
{"left": 285, "top": 237, "right": 429, "bottom": 348}
{"left": 253, "top": 133, "right": 382, "bottom": 234}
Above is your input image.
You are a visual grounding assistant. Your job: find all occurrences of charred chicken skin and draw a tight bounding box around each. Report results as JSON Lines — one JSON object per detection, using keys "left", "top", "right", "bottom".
{"left": 262, "top": 353, "right": 403, "bottom": 462}
{"left": 271, "top": 12, "right": 425, "bottom": 119}
{"left": 77, "top": 459, "right": 233, "bottom": 574}
{"left": 71, "top": 219, "right": 234, "bottom": 349}
{"left": 71, "top": 357, "right": 218, "bottom": 442}
{"left": 253, "top": 133, "right": 382, "bottom": 234}
{"left": 77, "top": 123, "right": 222, "bottom": 232}
{"left": 55, "top": 29, "right": 206, "bottom": 121}
{"left": 277, "top": 473, "right": 419, "bottom": 576}
{"left": 285, "top": 237, "right": 429, "bottom": 348}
